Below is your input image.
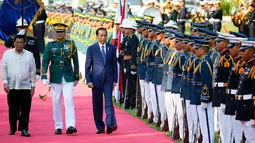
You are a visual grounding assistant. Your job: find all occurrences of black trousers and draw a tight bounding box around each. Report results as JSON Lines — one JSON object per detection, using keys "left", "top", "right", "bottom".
{"left": 178, "top": 22, "right": 185, "bottom": 33}
{"left": 33, "top": 22, "right": 45, "bottom": 53}
{"left": 249, "top": 22, "right": 255, "bottom": 37}
{"left": 213, "top": 22, "right": 222, "bottom": 32}
{"left": 124, "top": 73, "right": 137, "bottom": 109}
{"left": 7, "top": 89, "right": 32, "bottom": 131}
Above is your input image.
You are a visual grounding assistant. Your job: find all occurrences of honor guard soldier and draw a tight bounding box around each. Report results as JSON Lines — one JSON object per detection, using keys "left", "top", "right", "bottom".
{"left": 145, "top": 24, "right": 160, "bottom": 124}
{"left": 139, "top": 23, "right": 151, "bottom": 119}
{"left": 121, "top": 19, "right": 139, "bottom": 110}
{"left": 119, "top": 19, "right": 129, "bottom": 104}
{"left": 5, "top": 18, "right": 41, "bottom": 80}
{"left": 169, "top": 31, "right": 185, "bottom": 140}
{"left": 153, "top": 25, "right": 167, "bottom": 128}
{"left": 133, "top": 18, "right": 145, "bottom": 117}
{"left": 236, "top": 40, "right": 255, "bottom": 143}
{"left": 213, "top": 32, "right": 235, "bottom": 143}
{"left": 161, "top": 32, "right": 176, "bottom": 134}
{"left": 225, "top": 37, "right": 247, "bottom": 143}
{"left": 209, "top": 1, "right": 223, "bottom": 32}
{"left": 41, "top": 22, "right": 79, "bottom": 135}
{"left": 180, "top": 35, "right": 201, "bottom": 143}
{"left": 193, "top": 39, "right": 214, "bottom": 143}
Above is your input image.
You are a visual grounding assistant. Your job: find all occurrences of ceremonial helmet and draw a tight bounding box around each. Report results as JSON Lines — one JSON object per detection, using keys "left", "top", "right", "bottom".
{"left": 16, "top": 18, "right": 28, "bottom": 27}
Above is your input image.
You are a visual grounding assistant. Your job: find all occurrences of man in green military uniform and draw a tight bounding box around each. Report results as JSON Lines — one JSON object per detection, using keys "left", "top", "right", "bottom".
{"left": 41, "top": 22, "right": 79, "bottom": 135}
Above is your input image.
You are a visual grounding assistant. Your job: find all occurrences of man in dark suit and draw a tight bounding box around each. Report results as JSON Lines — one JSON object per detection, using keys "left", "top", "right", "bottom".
{"left": 85, "top": 27, "right": 118, "bottom": 134}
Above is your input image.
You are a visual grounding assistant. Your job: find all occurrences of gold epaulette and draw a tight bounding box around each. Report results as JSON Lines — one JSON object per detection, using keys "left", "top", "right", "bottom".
{"left": 248, "top": 66, "right": 255, "bottom": 79}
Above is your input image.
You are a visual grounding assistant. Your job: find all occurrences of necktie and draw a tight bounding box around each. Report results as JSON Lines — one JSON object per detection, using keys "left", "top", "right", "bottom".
{"left": 101, "top": 46, "right": 106, "bottom": 64}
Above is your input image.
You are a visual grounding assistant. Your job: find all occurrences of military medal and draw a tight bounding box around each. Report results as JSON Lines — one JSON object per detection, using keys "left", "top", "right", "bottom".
{"left": 224, "top": 61, "right": 230, "bottom": 67}
{"left": 239, "top": 67, "right": 245, "bottom": 74}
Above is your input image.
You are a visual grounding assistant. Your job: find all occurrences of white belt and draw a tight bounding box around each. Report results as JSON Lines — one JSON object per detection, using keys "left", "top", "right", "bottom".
{"left": 35, "top": 20, "right": 45, "bottom": 24}
{"left": 177, "top": 19, "right": 186, "bottom": 22}
{"left": 226, "top": 89, "right": 238, "bottom": 95}
{"left": 209, "top": 18, "right": 221, "bottom": 23}
{"left": 236, "top": 94, "right": 252, "bottom": 100}
{"left": 214, "top": 82, "right": 224, "bottom": 87}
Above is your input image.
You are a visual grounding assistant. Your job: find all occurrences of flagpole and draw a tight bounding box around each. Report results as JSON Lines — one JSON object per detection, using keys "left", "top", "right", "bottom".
{"left": 22, "top": 0, "right": 24, "bottom": 26}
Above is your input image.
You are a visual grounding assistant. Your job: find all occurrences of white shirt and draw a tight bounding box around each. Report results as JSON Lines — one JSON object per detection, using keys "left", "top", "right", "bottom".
{"left": 98, "top": 42, "right": 106, "bottom": 54}
{"left": 1, "top": 49, "right": 36, "bottom": 90}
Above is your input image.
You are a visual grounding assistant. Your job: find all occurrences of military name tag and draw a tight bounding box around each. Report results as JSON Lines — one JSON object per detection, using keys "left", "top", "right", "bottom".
{"left": 52, "top": 48, "right": 57, "bottom": 52}
{"left": 224, "top": 61, "right": 230, "bottom": 67}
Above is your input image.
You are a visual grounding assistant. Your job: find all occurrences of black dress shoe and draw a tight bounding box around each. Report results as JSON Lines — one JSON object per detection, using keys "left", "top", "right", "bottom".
{"left": 21, "top": 130, "right": 31, "bottom": 137}
{"left": 106, "top": 126, "right": 118, "bottom": 134}
{"left": 96, "top": 129, "right": 105, "bottom": 134}
{"left": 8, "top": 130, "right": 15, "bottom": 135}
{"left": 66, "top": 126, "right": 77, "bottom": 134}
{"left": 55, "top": 129, "right": 62, "bottom": 135}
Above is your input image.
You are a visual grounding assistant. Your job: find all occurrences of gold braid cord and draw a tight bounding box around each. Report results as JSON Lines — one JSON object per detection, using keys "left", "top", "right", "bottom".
{"left": 248, "top": 66, "right": 255, "bottom": 80}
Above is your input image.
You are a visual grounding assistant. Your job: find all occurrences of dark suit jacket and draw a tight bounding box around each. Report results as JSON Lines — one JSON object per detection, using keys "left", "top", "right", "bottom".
{"left": 85, "top": 42, "right": 118, "bottom": 88}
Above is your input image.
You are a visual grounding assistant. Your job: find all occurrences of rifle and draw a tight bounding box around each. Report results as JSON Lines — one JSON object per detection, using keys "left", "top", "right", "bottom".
{"left": 123, "top": 79, "right": 129, "bottom": 109}
{"left": 136, "top": 77, "right": 142, "bottom": 117}
{"left": 183, "top": 99, "right": 189, "bottom": 143}
{"left": 173, "top": 104, "right": 180, "bottom": 140}
{"left": 154, "top": 84, "right": 161, "bottom": 127}
{"left": 205, "top": 108, "right": 211, "bottom": 143}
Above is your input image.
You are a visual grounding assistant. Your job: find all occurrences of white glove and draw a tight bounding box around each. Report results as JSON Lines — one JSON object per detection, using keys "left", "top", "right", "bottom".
{"left": 42, "top": 79, "right": 50, "bottom": 87}
{"left": 36, "top": 75, "right": 40, "bottom": 81}
{"left": 131, "top": 71, "right": 136, "bottom": 75}
{"left": 200, "top": 102, "right": 208, "bottom": 109}
{"left": 124, "top": 68, "right": 127, "bottom": 73}
{"left": 74, "top": 80, "right": 79, "bottom": 86}
{"left": 17, "top": 29, "right": 26, "bottom": 35}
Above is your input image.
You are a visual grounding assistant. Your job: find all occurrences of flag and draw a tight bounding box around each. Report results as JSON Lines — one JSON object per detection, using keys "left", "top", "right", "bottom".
{"left": 114, "top": 0, "right": 128, "bottom": 103}
{"left": 112, "top": 0, "right": 122, "bottom": 46}
{"left": 0, "top": 0, "right": 43, "bottom": 41}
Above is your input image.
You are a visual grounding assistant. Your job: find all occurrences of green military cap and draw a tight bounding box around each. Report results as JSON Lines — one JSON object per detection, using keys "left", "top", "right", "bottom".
{"left": 52, "top": 22, "right": 68, "bottom": 32}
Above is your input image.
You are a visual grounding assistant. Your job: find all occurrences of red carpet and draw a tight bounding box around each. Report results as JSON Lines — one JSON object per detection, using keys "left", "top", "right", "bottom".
{"left": 0, "top": 44, "right": 174, "bottom": 143}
